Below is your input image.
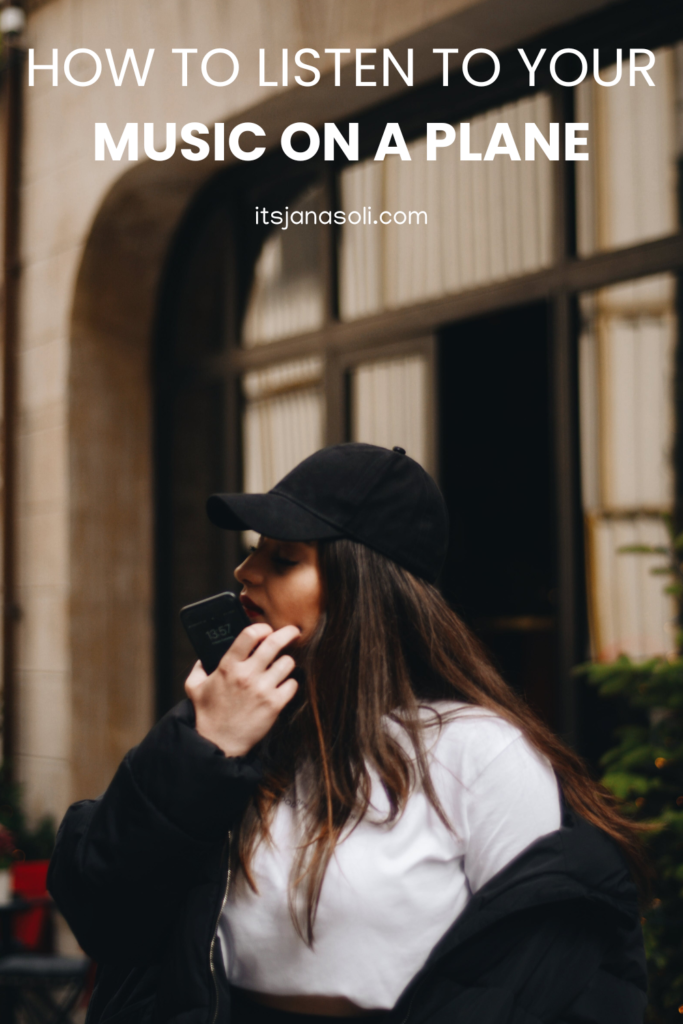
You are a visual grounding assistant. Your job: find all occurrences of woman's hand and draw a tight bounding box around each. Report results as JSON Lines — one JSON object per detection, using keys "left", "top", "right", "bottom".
{"left": 184, "top": 623, "right": 300, "bottom": 757}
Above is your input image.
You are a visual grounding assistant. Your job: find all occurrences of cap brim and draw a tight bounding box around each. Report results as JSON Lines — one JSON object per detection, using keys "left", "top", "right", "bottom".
{"left": 206, "top": 492, "right": 344, "bottom": 541}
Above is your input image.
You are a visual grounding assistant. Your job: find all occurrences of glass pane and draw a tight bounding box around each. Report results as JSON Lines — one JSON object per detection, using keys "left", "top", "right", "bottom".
{"left": 242, "top": 184, "right": 326, "bottom": 346}
{"left": 587, "top": 514, "right": 675, "bottom": 661}
{"left": 351, "top": 353, "right": 429, "bottom": 469}
{"left": 339, "top": 93, "right": 553, "bottom": 321}
{"left": 575, "top": 45, "right": 679, "bottom": 256}
{"left": 241, "top": 357, "right": 324, "bottom": 546}
{"left": 579, "top": 273, "right": 676, "bottom": 659}
{"left": 338, "top": 162, "right": 384, "bottom": 320}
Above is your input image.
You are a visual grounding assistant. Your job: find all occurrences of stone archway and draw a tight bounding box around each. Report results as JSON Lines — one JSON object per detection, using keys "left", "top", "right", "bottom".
{"left": 67, "top": 157, "right": 217, "bottom": 801}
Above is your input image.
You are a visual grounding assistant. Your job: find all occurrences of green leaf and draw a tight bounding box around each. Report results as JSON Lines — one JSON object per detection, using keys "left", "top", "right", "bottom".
{"left": 601, "top": 771, "right": 653, "bottom": 799}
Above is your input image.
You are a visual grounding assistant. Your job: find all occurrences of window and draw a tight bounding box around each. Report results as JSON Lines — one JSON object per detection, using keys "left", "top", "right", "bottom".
{"left": 575, "top": 45, "right": 680, "bottom": 255}
{"left": 241, "top": 356, "right": 325, "bottom": 547}
{"left": 579, "top": 273, "right": 677, "bottom": 659}
{"left": 158, "top": 9, "right": 683, "bottom": 744}
{"left": 339, "top": 93, "right": 554, "bottom": 319}
{"left": 242, "top": 183, "right": 327, "bottom": 345}
{"left": 351, "top": 353, "right": 431, "bottom": 470}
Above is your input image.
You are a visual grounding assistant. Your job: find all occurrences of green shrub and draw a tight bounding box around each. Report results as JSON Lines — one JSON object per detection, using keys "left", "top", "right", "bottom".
{"left": 577, "top": 517, "right": 683, "bottom": 1022}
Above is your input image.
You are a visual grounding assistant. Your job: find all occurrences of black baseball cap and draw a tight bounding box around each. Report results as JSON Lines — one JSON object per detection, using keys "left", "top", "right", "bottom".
{"left": 206, "top": 443, "right": 449, "bottom": 584}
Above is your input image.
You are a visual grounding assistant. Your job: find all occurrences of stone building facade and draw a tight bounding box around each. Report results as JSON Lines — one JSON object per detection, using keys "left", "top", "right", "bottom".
{"left": 2, "top": 0, "right": 682, "bottom": 857}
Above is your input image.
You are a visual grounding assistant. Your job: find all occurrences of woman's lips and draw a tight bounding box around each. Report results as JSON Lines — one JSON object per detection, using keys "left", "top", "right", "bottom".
{"left": 240, "top": 594, "right": 264, "bottom": 617}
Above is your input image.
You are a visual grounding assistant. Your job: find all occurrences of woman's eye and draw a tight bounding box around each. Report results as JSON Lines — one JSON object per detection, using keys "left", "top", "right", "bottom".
{"left": 272, "top": 554, "right": 297, "bottom": 567}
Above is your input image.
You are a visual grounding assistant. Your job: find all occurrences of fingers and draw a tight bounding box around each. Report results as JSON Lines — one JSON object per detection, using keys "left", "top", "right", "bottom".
{"left": 218, "top": 622, "right": 300, "bottom": 673}
{"left": 189, "top": 628, "right": 299, "bottom": 757}
{"left": 228, "top": 622, "right": 273, "bottom": 660}
{"left": 248, "top": 625, "right": 301, "bottom": 670}
{"left": 271, "top": 675, "right": 299, "bottom": 712}
{"left": 262, "top": 653, "right": 296, "bottom": 689}
{"left": 184, "top": 660, "right": 208, "bottom": 698}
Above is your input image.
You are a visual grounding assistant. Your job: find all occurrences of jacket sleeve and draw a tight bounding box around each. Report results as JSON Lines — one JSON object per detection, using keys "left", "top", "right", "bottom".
{"left": 47, "top": 700, "right": 263, "bottom": 965}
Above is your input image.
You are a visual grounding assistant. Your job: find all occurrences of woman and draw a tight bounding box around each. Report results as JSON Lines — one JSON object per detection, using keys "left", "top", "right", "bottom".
{"left": 49, "top": 443, "right": 648, "bottom": 1024}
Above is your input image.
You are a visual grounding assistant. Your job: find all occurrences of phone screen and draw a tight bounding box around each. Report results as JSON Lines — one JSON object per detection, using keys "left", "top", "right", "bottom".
{"left": 180, "top": 592, "right": 251, "bottom": 674}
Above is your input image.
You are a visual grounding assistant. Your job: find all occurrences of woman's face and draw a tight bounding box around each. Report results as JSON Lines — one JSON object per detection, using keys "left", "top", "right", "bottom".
{"left": 234, "top": 537, "right": 322, "bottom": 639}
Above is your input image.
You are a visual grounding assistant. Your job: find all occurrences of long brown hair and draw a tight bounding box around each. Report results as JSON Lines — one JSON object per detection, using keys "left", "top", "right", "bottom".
{"left": 239, "top": 538, "right": 649, "bottom": 943}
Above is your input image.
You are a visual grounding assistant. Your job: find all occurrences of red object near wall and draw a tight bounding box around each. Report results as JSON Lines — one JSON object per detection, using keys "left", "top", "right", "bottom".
{"left": 12, "top": 859, "right": 50, "bottom": 950}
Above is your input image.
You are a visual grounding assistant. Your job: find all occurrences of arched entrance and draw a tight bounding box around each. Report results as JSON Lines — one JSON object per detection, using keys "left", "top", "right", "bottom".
{"left": 67, "top": 157, "right": 220, "bottom": 800}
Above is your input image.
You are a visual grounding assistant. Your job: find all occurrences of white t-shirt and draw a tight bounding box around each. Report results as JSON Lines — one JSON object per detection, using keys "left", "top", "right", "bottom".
{"left": 219, "top": 703, "right": 561, "bottom": 1010}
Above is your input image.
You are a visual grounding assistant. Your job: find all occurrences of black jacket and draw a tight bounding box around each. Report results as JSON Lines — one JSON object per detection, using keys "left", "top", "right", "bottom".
{"left": 48, "top": 700, "right": 648, "bottom": 1024}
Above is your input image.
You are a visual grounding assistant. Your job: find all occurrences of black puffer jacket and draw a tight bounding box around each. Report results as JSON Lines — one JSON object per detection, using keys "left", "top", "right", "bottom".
{"left": 48, "top": 700, "right": 648, "bottom": 1024}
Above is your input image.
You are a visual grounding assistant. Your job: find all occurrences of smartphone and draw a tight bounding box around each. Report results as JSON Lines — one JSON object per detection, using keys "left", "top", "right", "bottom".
{"left": 180, "top": 591, "right": 251, "bottom": 674}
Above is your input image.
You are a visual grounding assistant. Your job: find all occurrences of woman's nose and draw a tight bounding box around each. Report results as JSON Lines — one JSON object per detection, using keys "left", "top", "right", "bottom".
{"left": 234, "top": 551, "right": 261, "bottom": 585}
